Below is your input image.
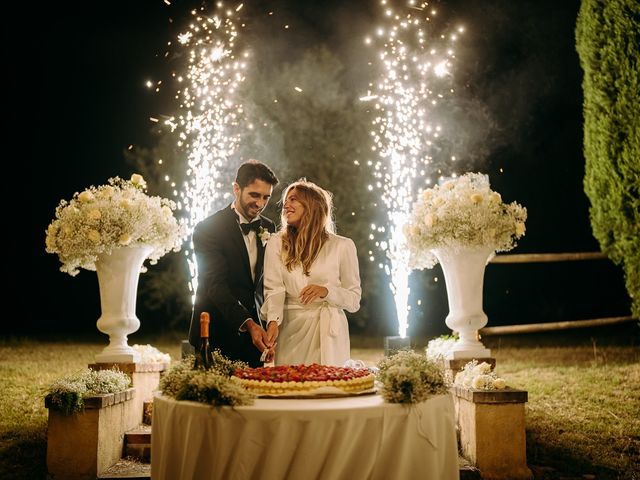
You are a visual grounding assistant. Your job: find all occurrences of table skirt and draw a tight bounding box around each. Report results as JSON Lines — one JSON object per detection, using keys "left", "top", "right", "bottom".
{"left": 151, "top": 393, "right": 459, "bottom": 480}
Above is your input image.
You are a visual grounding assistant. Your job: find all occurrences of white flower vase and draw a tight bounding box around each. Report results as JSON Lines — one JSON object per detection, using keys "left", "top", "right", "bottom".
{"left": 432, "top": 246, "right": 494, "bottom": 359}
{"left": 94, "top": 246, "right": 152, "bottom": 363}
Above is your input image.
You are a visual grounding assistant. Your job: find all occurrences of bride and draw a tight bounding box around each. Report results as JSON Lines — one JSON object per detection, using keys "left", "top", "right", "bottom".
{"left": 261, "top": 179, "right": 361, "bottom": 366}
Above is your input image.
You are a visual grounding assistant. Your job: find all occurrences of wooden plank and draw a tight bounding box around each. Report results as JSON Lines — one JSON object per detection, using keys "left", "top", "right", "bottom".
{"left": 490, "top": 252, "right": 607, "bottom": 263}
{"left": 480, "top": 316, "right": 636, "bottom": 335}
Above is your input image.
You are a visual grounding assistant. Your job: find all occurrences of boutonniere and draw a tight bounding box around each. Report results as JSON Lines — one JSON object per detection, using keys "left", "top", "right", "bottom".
{"left": 258, "top": 227, "right": 271, "bottom": 247}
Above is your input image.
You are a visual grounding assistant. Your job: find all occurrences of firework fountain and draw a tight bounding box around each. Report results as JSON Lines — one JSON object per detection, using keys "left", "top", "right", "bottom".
{"left": 364, "top": 0, "right": 463, "bottom": 338}
{"left": 164, "top": 2, "right": 248, "bottom": 300}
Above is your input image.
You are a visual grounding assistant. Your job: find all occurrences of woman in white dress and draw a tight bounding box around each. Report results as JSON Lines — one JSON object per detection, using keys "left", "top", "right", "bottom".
{"left": 261, "top": 180, "right": 361, "bottom": 366}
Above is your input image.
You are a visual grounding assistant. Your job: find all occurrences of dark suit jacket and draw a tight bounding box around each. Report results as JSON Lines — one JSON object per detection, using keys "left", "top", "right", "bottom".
{"left": 188, "top": 205, "right": 276, "bottom": 367}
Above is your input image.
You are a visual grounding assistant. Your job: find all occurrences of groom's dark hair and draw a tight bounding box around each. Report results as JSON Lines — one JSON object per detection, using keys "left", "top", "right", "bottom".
{"left": 235, "top": 160, "right": 279, "bottom": 188}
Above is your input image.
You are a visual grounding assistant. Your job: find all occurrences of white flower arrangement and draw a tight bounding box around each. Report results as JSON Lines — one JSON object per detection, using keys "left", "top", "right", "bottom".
{"left": 258, "top": 226, "right": 271, "bottom": 247}
{"left": 425, "top": 334, "right": 458, "bottom": 361}
{"left": 45, "top": 368, "right": 131, "bottom": 415}
{"left": 131, "top": 344, "right": 172, "bottom": 364}
{"left": 45, "top": 174, "right": 185, "bottom": 276}
{"left": 454, "top": 360, "right": 507, "bottom": 390}
{"left": 403, "top": 172, "right": 527, "bottom": 269}
{"left": 159, "top": 353, "right": 255, "bottom": 407}
{"left": 376, "top": 350, "right": 448, "bottom": 404}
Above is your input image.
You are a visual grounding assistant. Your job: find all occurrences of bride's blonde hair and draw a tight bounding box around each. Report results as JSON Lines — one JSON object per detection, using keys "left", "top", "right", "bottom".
{"left": 279, "top": 180, "right": 335, "bottom": 276}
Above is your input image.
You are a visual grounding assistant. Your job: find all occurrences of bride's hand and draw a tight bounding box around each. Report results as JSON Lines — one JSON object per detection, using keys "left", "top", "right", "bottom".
{"left": 299, "top": 284, "right": 328, "bottom": 305}
{"left": 266, "top": 321, "right": 279, "bottom": 346}
{"left": 260, "top": 342, "right": 276, "bottom": 363}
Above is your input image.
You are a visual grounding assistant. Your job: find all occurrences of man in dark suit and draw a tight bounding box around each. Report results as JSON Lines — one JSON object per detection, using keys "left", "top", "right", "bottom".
{"left": 188, "top": 160, "right": 279, "bottom": 367}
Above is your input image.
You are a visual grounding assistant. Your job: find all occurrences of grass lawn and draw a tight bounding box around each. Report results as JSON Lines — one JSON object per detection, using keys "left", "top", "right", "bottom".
{"left": 1, "top": 330, "right": 638, "bottom": 480}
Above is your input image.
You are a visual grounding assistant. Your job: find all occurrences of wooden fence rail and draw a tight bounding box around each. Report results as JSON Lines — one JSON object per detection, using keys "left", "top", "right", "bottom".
{"left": 480, "top": 316, "right": 636, "bottom": 336}
{"left": 483, "top": 251, "right": 637, "bottom": 334}
{"left": 490, "top": 251, "right": 607, "bottom": 263}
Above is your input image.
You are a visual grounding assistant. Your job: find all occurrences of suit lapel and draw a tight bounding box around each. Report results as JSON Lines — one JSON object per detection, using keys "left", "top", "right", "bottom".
{"left": 255, "top": 226, "right": 265, "bottom": 287}
{"left": 225, "top": 206, "right": 252, "bottom": 281}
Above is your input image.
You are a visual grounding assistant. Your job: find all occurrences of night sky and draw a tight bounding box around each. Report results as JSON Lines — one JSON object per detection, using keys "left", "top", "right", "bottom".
{"left": 22, "top": 0, "right": 631, "bottom": 338}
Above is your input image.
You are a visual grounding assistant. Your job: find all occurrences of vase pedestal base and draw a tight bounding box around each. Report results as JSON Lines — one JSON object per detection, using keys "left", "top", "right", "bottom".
{"left": 446, "top": 346, "right": 491, "bottom": 360}
{"left": 95, "top": 347, "right": 141, "bottom": 364}
{"left": 95, "top": 353, "right": 140, "bottom": 363}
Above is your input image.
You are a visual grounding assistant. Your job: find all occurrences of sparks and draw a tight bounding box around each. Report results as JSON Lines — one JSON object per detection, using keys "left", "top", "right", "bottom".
{"left": 364, "top": 0, "right": 463, "bottom": 338}
{"left": 166, "top": 3, "right": 249, "bottom": 304}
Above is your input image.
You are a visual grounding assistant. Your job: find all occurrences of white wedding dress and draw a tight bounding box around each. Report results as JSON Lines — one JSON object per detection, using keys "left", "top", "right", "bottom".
{"left": 260, "top": 232, "right": 361, "bottom": 366}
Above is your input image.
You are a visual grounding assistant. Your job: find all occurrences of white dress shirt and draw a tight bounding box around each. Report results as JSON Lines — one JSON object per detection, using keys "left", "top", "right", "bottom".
{"left": 231, "top": 204, "right": 258, "bottom": 281}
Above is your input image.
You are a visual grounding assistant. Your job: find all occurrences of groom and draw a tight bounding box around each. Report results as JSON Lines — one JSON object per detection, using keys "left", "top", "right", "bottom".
{"left": 188, "top": 160, "right": 279, "bottom": 367}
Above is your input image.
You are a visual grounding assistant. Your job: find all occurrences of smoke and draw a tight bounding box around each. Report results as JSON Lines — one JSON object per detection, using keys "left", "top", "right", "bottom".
{"left": 312, "top": 0, "right": 581, "bottom": 173}
{"left": 445, "top": 0, "right": 582, "bottom": 167}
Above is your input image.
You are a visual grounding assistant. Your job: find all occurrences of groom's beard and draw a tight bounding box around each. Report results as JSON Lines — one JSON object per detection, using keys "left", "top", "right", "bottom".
{"left": 238, "top": 198, "right": 262, "bottom": 220}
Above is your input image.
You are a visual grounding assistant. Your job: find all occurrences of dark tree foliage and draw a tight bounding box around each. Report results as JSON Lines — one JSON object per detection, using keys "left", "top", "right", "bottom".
{"left": 124, "top": 130, "right": 192, "bottom": 332}
{"left": 576, "top": 0, "right": 640, "bottom": 317}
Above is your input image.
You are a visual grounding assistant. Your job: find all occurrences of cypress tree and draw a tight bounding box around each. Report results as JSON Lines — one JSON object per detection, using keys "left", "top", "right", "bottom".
{"left": 576, "top": 0, "right": 640, "bottom": 317}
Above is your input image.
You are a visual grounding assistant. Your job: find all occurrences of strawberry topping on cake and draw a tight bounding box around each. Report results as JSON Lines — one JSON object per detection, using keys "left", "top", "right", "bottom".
{"left": 234, "top": 364, "right": 375, "bottom": 396}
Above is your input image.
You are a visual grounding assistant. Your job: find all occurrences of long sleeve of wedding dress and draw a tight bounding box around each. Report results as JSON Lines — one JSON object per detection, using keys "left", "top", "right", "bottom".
{"left": 260, "top": 234, "right": 286, "bottom": 326}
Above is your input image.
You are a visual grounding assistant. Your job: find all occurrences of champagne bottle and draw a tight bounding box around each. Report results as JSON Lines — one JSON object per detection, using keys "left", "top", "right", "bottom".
{"left": 194, "top": 312, "right": 213, "bottom": 369}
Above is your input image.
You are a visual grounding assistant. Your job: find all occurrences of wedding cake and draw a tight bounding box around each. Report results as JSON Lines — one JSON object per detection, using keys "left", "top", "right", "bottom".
{"left": 234, "top": 364, "right": 375, "bottom": 396}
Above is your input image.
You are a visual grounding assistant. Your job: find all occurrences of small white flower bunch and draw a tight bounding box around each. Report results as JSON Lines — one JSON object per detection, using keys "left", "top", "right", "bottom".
{"left": 376, "top": 349, "right": 448, "bottom": 404}
{"left": 454, "top": 360, "right": 507, "bottom": 390}
{"left": 45, "top": 368, "right": 131, "bottom": 415}
{"left": 159, "top": 355, "right": 255, "bottom": 407}
{"left": 425, "top": 334, "right": 458, "bottom": 361}
{"left": 45, "top": 174, "right": 185, "bottom": 276}
{"left": 404, "top": 172, "right": 527, "bottom": 269}
{"left": 258, "top": 226, "right": 271, "bottom": 247}
{"left": 132, "top": 344, "right": 172, "bottom": 364}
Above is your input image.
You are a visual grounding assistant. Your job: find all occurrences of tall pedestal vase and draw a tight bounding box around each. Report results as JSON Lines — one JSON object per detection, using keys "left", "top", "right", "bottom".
{"left": 432, "top": 246, "right": 494, "bottom": 359}
{"left": 94, "top": 246, "right": 152, "bottom": 363}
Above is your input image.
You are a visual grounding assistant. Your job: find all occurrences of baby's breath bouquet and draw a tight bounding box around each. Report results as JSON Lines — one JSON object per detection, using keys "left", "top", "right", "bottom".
{"left": 425, "top": 334, "right": 458, "bottom": 361}
{"left": 45, "top": 174, "right": 184, "bottom": 276}
{"left": 404, "top": 172, "right": 527, "bottom": 269}
{"left": 45, "top": 368, "right": 131, "bottom": 415}
{"left": 131, "top": 344, "right": 172, "bottom": 364}
{"left": 454, "top": 360, "right": 507, "bottom": 391}
{"left": 376, "top": 350, "right": 448, "bottom": 404}
{"left": 159, "top": 352, "right": 255, "bottom": 407}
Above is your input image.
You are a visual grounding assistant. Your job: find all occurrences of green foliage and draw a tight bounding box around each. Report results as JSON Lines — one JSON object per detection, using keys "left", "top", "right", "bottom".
{"left": 124, "top": 131, "right": 193, "bottom": 330}
{"left": 376, "top": 349, "right": 448, "bottom": 403}
{"left": 494, "top": 344, "right": 640, "bottom": 479}
{"left": 44, "top": 368, "right": 131, "bottom": 415}
{"left": 576, "top": 0, "right": 640, "bottom": 317}
{"left": 159, "top": 354, "right": 254, "bottom": 407}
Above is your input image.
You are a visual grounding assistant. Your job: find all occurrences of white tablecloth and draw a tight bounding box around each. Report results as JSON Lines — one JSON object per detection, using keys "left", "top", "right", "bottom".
{"left": 151, "top": 393, "right": 459, "bottom": 480}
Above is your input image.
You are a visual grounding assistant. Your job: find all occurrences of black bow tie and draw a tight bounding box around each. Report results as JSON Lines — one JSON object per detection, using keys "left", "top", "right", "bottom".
{"left": 240, "top": 220, "right": 262, "bottom": 235}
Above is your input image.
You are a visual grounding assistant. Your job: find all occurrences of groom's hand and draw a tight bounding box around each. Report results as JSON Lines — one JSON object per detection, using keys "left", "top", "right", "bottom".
{"left": 299, "top": 284, "right": 329, "bottom": 305}
{"left": 245, "top": 320, "right": 269, "bottom": 353}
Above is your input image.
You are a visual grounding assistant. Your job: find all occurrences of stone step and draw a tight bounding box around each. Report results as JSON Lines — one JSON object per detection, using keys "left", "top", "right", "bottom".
{"left": 124, "top": 444, "right": 151, "bottom": 462}
{"left": 459, "top": 455, "right": 482, "bottom": 480}
{"left": 124, "top": 425, "right": 151, "bottom": 462}
{"left": 125, "top": 425, "right": 151, "bottom": 445}
{"left": 97, "top": 458, "right": 150, "bottom": 479}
